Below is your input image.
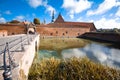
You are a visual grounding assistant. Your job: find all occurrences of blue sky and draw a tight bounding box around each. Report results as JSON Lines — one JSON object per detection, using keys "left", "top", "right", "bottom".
{"left": 0, "top": 0, "right": 120, "bottom": 29}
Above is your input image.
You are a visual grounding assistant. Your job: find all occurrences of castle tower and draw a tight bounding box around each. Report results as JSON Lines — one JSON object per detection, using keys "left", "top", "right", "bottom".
{"left": 54, "top": 13, "right": 64, "bottom": 23}
{"left": 43, "top": 18, "right": 46, "bottom": 24}
{"left": 51, "top": 11, "right": 54, "bottom": 23}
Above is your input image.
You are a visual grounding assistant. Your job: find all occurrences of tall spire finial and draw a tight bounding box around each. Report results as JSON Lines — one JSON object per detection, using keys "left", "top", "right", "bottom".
{"left": 43, "top": 18, "right": 46, "bottom": 24}
{"left": 59, "top": 12, "right": 61, "bottom": 15}
{"left": 51, "top": 10, "right": 54, "bottom": 23}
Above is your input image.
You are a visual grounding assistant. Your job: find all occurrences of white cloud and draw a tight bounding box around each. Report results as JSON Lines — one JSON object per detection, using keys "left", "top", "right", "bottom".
{"left": 0, "top": 17, "right": 6, "bottom": 23}
{"left": 115, "top": 7, "right": 120, "bottom": 17}
{"left": 76, "top": 17, "right": 83, "bottom": 22}
{"left": 62, "top": 0, "right": 92, "bottom": 18}
{"left": 45, "top": 5, "right": 56, "bottom": 16}
{"left": 94, "top": 18, "right": 120, "bottom": 29}
{"left": 42, "top": 0, "right": 56, "bottom": 16}
{"left": 69, "top": 14, "right": 74, "bottom": 19}
{"left": 27, "top": 0, "right": 56, "bottom": 16}
{"left": 4, "top": 10, "right": 11, "bottom": 15}
{"left": 62, "top": 48, "right": 86, "bottom": 59}
{"left": 14, "top": 15, "right": 25, "bottom": 21}
{"left": 28, "top": 0, "right": 42, "bottom": 8}
{"left": 87, "top": 0, "right": 120, "bottom": 16}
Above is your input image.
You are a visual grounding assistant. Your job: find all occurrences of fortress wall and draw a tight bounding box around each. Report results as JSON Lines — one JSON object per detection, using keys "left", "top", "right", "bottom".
{"left": 78, "top": 32, "right": 120, "bottom": 43}
{"left": 0, "top": 30, "right": 7, "bottom": 37}
{"left": 0, "top": 24, "right": 26, "bottom": 35}
{"left": 36, "top": 27, "right": 90, "bottom": 37}
{"left": 0, "top": 24, "right": 91, "bottom": 37}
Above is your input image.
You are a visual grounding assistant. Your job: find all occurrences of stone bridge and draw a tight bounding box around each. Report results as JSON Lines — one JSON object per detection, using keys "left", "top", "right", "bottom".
{"left": 0, "top": 34, "right": 40, "bottom": 80}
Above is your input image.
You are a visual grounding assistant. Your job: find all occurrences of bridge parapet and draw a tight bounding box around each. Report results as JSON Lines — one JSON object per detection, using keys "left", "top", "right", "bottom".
{"left": 0, "top": 34, "right": 40, "bottom": 80}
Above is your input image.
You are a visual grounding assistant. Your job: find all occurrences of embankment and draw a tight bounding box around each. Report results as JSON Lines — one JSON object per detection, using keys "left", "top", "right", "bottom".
{"left": 77, "top": 32, "right": 120, "bottom": 44}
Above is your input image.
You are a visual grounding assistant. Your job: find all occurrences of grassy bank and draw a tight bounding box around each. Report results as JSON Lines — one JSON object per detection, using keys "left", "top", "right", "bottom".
{"left": 28, "top": 57, "right": 120, "bottom": 80}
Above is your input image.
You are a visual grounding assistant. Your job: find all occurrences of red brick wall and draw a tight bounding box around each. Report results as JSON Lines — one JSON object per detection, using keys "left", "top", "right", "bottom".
{"left": 0, "top": 24, "right": 91, "bottom": 37}
{"left": 0, "top": 30, "right": 7, "bottom": 37}
{"left": 36, "top": 27, "right": 90, "bottom": 37}
{"left": 0, "top": 24, "right": 26, "bottom": 35}
{"left": 80, "top": 32, "right": 120, "bottom": 43}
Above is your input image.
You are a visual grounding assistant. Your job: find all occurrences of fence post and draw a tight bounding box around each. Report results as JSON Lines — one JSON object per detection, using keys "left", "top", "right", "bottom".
{"left": 27, "top": 34, "right": 30, "bottom": 45}
{"left": 3, "top": 42, "right": 12, "bottom": 80}
{"left": 21, "top": 37, "right": 25, "bottom": 51}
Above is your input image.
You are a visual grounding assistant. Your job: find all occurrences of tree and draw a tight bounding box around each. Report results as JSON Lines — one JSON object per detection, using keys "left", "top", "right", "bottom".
{"left": 33, "top": 18, "right": 40, "bottom": 24}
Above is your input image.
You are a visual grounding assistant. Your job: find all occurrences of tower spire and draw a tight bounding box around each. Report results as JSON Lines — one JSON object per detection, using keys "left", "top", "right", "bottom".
{"left": 43, "top": 18, "right": 46, "bottom": 24}
{"left": 51, "top": 11, "right": 54, "bottom": 23}
{"left": 54, "top": 13, "right": 64, "bottom": 23}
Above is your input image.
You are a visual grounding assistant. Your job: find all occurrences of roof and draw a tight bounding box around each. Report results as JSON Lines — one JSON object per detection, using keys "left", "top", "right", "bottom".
{"left": 48, "top": 14, "right": 96, "bottom": 31}
{"left": 64, "top": 22, "right": 96, "bottom": 31}
{"left": 54, "top": 13, "right": 64, "bottom": 23}
{"left": 0, "top": 30, "right": 7, "bottom": 32}
{"left": 48, "top": 22, "right": 96, "bottom": 31}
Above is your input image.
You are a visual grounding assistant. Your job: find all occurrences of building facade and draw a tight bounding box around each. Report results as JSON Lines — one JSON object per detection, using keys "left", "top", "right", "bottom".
{"left": 36, "top": 14, "right": 96, "bottom": 37}
{"left": 0, "top": 14, "right": 96, "bottom": 37}
{"left": 0, "top": 30, "right": 7, "bottom": 37}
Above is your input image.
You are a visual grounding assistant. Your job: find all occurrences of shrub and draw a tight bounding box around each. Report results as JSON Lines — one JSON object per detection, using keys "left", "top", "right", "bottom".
{"left": 28, "top": 57, "right": 120, "bottom": 80}
{"left": 33, "top": 18, "right": 40, "bottom": 25}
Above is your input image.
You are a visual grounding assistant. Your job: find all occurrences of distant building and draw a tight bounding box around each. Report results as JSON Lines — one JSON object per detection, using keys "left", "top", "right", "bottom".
{"left": 0, "top": 30, "right": 7, "bottom": 37}
{"left": 0, "top": 23, "right": 26, "bottom": 35}
{"left": 0, "top": 14, "right": 96, "bottom": 37}
{"left": 36, "top": 14, "right": 96, "bottom": 37}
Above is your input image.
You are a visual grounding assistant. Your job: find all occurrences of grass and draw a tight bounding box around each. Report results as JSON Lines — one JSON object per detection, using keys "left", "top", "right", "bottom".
{"left": 28, "top": 57, "right": 120, "bottom": 80}
{"left": 39, "top": 38, "right": 91, "bottom": 51}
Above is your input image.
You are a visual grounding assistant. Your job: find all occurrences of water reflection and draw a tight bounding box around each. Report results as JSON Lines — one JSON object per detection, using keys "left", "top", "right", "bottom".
{"left": 39, "top": 38, "right": 120, "bottom": 69}
{"left": 62, "top": 43, "right": 120, "bottom": 69}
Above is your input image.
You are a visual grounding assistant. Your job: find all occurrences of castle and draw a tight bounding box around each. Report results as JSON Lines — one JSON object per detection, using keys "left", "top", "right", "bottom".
{"left": 0, "top": 14, "right": 96, "bottom": 37}
{"left": 36, "top": 14, "right": 96, "bottom": 37}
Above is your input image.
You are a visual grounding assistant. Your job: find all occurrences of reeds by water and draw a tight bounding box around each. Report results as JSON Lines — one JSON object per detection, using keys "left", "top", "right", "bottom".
{"left": 28, "top": 57, "right": 120, "bottom": 80}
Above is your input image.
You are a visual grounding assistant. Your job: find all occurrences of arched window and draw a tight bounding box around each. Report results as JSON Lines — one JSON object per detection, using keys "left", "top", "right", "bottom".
{"left": 50, "top": 33, "right": 53, "bottom": 35}
{"left": 56, "top": 31, "right": 58, "bottom": 34}
{"left": 12, "top": 33, "right": 15, "bottom": 35}
{"left": 29, "top": 31, "right": 34, "bottom": 34}
{"left": 66, "top": 31, "right": 68, "bottom": 34}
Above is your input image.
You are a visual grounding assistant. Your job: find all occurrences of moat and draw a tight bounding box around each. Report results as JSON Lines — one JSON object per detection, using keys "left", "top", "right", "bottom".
{"left": 39, "top": 38, "right": 120, "bottom": 69}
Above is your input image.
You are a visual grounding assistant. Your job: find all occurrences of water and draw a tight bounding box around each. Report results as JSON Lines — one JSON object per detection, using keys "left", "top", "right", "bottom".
{"left": 39, "top": 38, "right": 120, "bottom": 69}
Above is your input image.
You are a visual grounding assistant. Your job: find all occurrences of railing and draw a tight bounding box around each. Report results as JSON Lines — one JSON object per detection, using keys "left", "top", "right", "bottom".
{"left": 0, "top": 34, "right": 37, "bottom": 80}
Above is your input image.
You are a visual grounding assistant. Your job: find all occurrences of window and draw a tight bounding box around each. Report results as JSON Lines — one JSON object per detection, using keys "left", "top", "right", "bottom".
{"left": 63, "top": 33, "right": 64, "bottom": 35}
{"left": 56, "top": 31, "right": 58, "bottom": 34}
{"left": 50, "top": 33, "right": 53, "bottom": 35}
{"left": 66, "top": 31, "right": 68, "bottom": 34}
{"left": 12, "top": 33, "right": 15, "bottom": 35}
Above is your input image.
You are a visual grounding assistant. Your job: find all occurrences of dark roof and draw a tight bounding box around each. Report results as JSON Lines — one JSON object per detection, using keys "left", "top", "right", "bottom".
{"left": 54, "top": 14, "right": 64, "bottom": 23}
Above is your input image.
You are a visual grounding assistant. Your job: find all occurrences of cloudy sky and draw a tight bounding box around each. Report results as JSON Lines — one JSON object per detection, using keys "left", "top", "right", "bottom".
{"left": 0, "top": 0, "right": 120, "bottom": 29}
